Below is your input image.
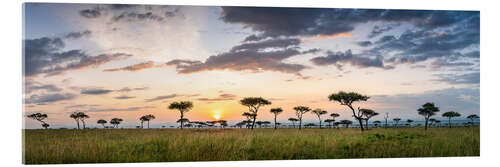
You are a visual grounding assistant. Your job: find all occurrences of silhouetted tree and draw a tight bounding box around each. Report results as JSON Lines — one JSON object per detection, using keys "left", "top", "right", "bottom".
{"left": 393, "top": 118, "right": 401, "bottom": 127}
{"left": 240, "top": 97, "right": 271, "bottom": 130}
{"left": 312, "top": 109, "right": 327, "bottom": 129}
{"left": 110, "top": 118, "right": 123, "bottom": 128}
{"left": 406, "top": 119, "right": 414, "bottom": 127}
{"left": 429, "top": 118, "right": 437, "bottom": 127}
{"left": 305, "top": 123, "right": 316, "bottom": 128}
{"left": 417, "top": 102, "right": 440, "bottom": 130}
{"left": 70, "top": 112, "right": 81, "bottom": 129}
{"left": 242, "top": 112, "right": 256, "bottom": 129}
{"left": 329, "top": 91, "right": 370, "bottom": 131}
{"left": 373, "top": 120, "right": 381, "bottom": 127}
{"left": 235, "top": 121, "right": 246, "bottom": 128}
{"left": 76, "top": 112, "right": 89, "bottom": 129}
{"left": 27, "top": 113, "right": 48, "bottom": 129}
{"left": 178, "top": 118, "right": 190, "bottom": 128}
{"left": 142, "top": 114, "right": 156, "bottom": 128}
{"left": 97, "top": 119, "right": 107, "bottom": 128}
{"left": 41, "top": 123, "right": 50, "bottom": 129}
{"left": 293, "top": 106, "right": 311, "bottom": 130}
{"left": 442, "top": 111, "right": 461, "bottom": 128}
{"left": 288, "top": 118, "right": 298, "bottom": 128}
{"left": 139, "top": 116, "right": 148, "bottom": 128}
{"left": 339, "top": 120, "right": 353, "bottom": 128}
{"left": 467, "top": 114, "right": 479, "bottom": 125}
{"left": 324, "top": 119, "right": 335, "bottom": 128}
{"left": 360, "top": 109, "right": 378, "bottom": 130}
{"left": 270, "top": 107, "right": 283, "bottom": 129}
{"left": 169, "top": 101, "right": 193, "bottom": 129}
{"left": 435, "top": 120, "right": 441, "bottom": 127}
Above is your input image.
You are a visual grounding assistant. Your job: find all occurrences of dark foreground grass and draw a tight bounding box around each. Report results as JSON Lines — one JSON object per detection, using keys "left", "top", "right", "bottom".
{"left": 23, "top": 127, "right": 479, "bottom": 164}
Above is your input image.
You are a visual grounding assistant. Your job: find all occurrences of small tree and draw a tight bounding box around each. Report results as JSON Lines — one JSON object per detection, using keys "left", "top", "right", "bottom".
{"left": 373, "top": 120, "right": 381, "bottom": 127}
{"left": 293, "top": 106, "right": 311, "bottom": 130}
{"left": 393, "top": 118, "right": 401, "bottom": 127}
{"left": 417, "top": 102, "right": 440, "bottom": 130}
{"left": 110, "top": 118, "right": 123, "bottom": 128}
{"left": 429, "top": 118, "right": 436, "bottom": 127}
{"left": 70, "top": 112, "right": 81, "bottom": 129}
{"left": 328, "top": 91, "right": 370, "bottom": 131}
{"left": 240, "top": 97, "right": 271, "bottom": 130}
{"left": 97, "top": 119, "right": 107, "bottom": 128}
{"left": 406, "top": 119, "right": 414, "bottom": 127}
{"left": 139, "top": 116, "right": 148, "bottom": 128}
{"left": 435, "top": 120, "right": 441, "bottom": 127}
{"left": 270, "top": 108, "right": 283, "bottom": 129}
{"left": 177, "top": 118, "right": 190, "bottom": 128}
{"left": 169, "top": 101, "right": 193, "bottom": 130}
{"left": 242, "top": 112, "right": 256, "bottom": 128}
{"left": 467, "top": 114, "right": 479, "bottom": 125}
{"left": 324, "top": 119, "right": 335, "bottom": 128}
{"left": 312, "top": 109, "right": 328, "bottom": 129}
{"left": 339, "top": 120, "right": 353, "bottom": 128}
{"left": 41, "top": 123, "right": 50, "bottom": 129}
{"left": 77, "top": 112, "right": 89, "bottom": 129}
{"left": 144, "top": 114, "right": 156, "bottom": 128}
{"left": 27, "top": 113, "right": 48, "bottom": 129}
{"left": 288, "top": 118, "right": 298, "bottom": 128}
{"left": 360, "top": 109, "right": 378, "bottom": 130}
{"left": 442, "top": 111, "right": 461, "bottom": 128}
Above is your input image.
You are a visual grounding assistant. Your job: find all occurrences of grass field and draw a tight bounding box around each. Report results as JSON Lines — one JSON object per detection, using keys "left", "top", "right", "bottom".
{"left": 23, "top": 127, "right": 479, "bottom": 164}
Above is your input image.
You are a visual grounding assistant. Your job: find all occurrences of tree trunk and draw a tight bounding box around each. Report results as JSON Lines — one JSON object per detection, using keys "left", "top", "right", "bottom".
{"left": 448, "top": 118, "right": 451, "bottom": 128}
{"left": 424, "top": 118, "right": 428, "bottom": 130}
{"left": 148, "top": 121, "right": 150, "bottom": 129}
{"left": 274, "top": 115, "right": 277, "bottom": 130}
{"left": 299, "top": 117, "right": 302, "bottom": 130}
{"left": 365, "top": 120, "right": 369, "bottom": 130}
{"left": 251, "top": 115, "right": 257, "bottom": 130}
{"left": 348, "top": 106, "right": 364, "bottom": 131}
{"left": 76, "top": 120, "right": 80, "bottom": 129}
{"left": 318, "top": 116, "right": 322, "bottom": 129}
{"left": 180, "top": 112, "right": 184, "bottom": 130}
{"left": 82, "top": 120, "right": 86, "bottom": 129}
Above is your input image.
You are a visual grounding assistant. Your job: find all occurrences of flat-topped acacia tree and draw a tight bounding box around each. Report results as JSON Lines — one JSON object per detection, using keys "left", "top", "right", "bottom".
{"left": 467, "top": 114, "right": 479, "bottom": 125}
{"left": 293, "top": 106, "right": 311, "bottom": 130}
{"left": 240, "top": 97, "right": 271, "bottom": 130}
{"left": 417, "top": 102, "right": 440, "bottom": 130}
{"left": 328, "top": 91, "right": 370, "bottom": 131}
{"left": 27, "top": 113, "right": 48, "bottom": 129}
{"left": 169, "top": 101, "right": 193, "bottom": 130}
{"left": 269, "top": 108, "right": 283, "bottom": 130}
{"left": 242, "top": 112, "right": 256, "bottom": 128}
{"left": 288, "top": 118, "right": 298, "bottom": 128}
{"left": 393, "top": 118, "right": 401, "bottom": 127}
{"left": 110, "top": 118, "right": 123, "bottom": 128}
{"left": 360, "top": 109, "right": 378, "bottom": 130}
{"left": 442, "top": 111, "right": 461, "bottom": 128}
{"left": 97, "top": 119, "right": 107, "bottom": 128}
{"left": 311, "top": 109, "right": 327, "bottom": 129}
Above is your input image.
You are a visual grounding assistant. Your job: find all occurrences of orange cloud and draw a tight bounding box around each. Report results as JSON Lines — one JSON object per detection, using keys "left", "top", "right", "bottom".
{"left": 300, "top": 32, "right": 353, "bottom": 43}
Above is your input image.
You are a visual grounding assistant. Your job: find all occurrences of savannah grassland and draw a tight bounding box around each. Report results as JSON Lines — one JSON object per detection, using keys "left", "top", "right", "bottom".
{"left": 23, "top": 127, "right": 479, "bottom": 164}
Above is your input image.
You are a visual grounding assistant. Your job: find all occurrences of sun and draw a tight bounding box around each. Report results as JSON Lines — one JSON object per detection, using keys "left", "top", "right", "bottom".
{"left": 213, "top": 114, "right": 221, "bottom": 120}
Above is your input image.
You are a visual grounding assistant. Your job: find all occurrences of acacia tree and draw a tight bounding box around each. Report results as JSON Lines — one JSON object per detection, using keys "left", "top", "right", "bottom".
{"left": 143, "top": 114, "right": 156, "bottom": 128}
{"left": 312, "top": 109, "right": 327, "bottom": 129}
{"left": 288, "top": 118, "right": 298, "bottom": 128}
{"left": 27, "top": 113, "right": 48, "bottom": 129}
{"left": 270, "top": 108, "right": 283, "bottom": 129}
{"left": 339, "top": 120, "right": 353, "bottom": 128}
{"left": 97, "top": 119, "right": 107, "bottom": 128}
{"left": 467, "top": 114, "right": 479, "bottom": 125}
{"left": 429, "top": 118, "right": 437, "bottom": 127}
{"left": 360, "top": 109, "right": 378, "bottom": 130}
{"left": 324, "top": 119, "right": 334, "bottom": 128}
{"left": 435, "top": 120, "right": 441, "bottom": 127}
{"left": 178, "top": 118, "right": 190, "bottom": 128}
{"left": 76, "top": 112, "right": 89, "bottom": 129}
{"left": 240, "top": 97, "right": 271, "bottom": 130}
{"left": 393, "top": 118, "right": 401, "bottom": 127}
{"left": 417, "top": 102, "right": 440, "bottom": 130}
{"left": 70, "top": 112, "right": 81, "bottom": 129}
{"left": 293, "top": 106, "right": 311, "bottom": 130}
{"left": 406, "top": 119, "right": 414, "bottom": 127}
{"left": 242, "top": 112, "right": 256, "bottom": 129}
{"left": 328, "top": 91, "right": 370, "bottom": 131}
{"left": 442, "top": 111, "right": 461, "bottom": 128}
{"left": 110, "top": 118, "right": 123, "bottom": 128}
{"left": 139, "top": 116, "right": 148, "bottom": 128}
{"left": 42, "top": 123, "right": 50, "bottom": 129}
{"left": 169, "top": 101, "right": 193, "bottom": 129}
{"left": 373, "top": 120, "right": 381, "bottom": 127}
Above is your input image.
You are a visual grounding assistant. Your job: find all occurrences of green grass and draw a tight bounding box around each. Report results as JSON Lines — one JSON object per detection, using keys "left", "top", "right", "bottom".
{"left": 23, "top": 127, "right": 479, "bottom": 164}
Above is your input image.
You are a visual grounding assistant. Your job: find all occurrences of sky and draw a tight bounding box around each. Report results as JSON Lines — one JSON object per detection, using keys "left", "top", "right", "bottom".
{"left": 22, "top": 3, "right": 480, "bottom": 129}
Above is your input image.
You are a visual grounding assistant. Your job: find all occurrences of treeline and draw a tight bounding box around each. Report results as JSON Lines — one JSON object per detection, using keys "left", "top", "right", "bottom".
{"left": 26, "top": 91, "right": 479, "bottom": 131}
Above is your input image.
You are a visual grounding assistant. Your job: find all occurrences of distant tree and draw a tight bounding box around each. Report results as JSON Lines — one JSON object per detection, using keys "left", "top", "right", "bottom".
{"left": 288, "top": 118, "right": 298, "bottom": 128}
{"left": 110, "top": 118, "right": 123, "bottom": 128}
{"left": 139, "top": 116, "right": 148, "bottom": 128}
{"left": 406, "top": 119, "right": 414, "bottom": 127}
{"left": 168, "top": 101, "right": 193, "bottom": 130}
{"left": 324, "top": 119, "right": 335, "bottom": 128}
{"left": 442, "top": 111, "right": 461, "bottom": 128}
{"left": 373, "top": 120, "right": 381, "bottom": 127}
{"left": 467, "top": 114, "right": 479, "bottom": 125}
{"left": 393, "top": 118, "right": 401, "bottom": 127}
{"left": 270, "top": 108, "right": 283, "bottom": 129}
{"left": 417, "top": 102, "right": 440, "bottom": 130}
{"left": 235, "top": 121, "right": 246, "bottom": 128}
{"left": 305, "top": 123, "right": 316, "bottom": 128}
{"left": 384, "top": 113, "right": 389, "bottom": 128}
{"left": 217, "top": 120, "right": 228, "bottom": 128}
{"left": 429, "top": 118, "right": 437, "bottom": 127}
{"left": 242, "top": 112, "right": 256, "bottom": 128}
{"left": 240, "top": 97, "right": 272, "bottom": 130}
{"left": 70, "top": 112, "right": 81, "bottom": 129}
{"left": 41, "top": 123, "right": 50, "bottom": 129}
{"left": 177, "top": 118, "right": 190, "bottom": 128}
{"left": 27, "top": 113, "right": 48, "bottom": 129}
{"left": 97, "top": 119, "right": 107, "bottom": 128}
{"left": 262, "top": 121, "right": 271, "bottom": 127}
{"left": 329, "top": 91, "right": 370, "bottom": 131}
{"left": 435, "top": 120, "right": 441, "bottom": 127}
{"left": 184, "top": 123, "right": 193, "bottom": 128}
{"left": 255, "top": 121, "right": 264, "bottom": 128}
{"left": 76, "top": 112, "right": 89, "bottom": 129}
{"left": 360, "top": 109, "right": 378, "bottom": 129}
{"left": 143, "top": 114, "right": 156, "bottom": 128}
{"left": 312, "top": 109, "right": 328, "bottom": 129}
{"left": 339, "top": 120, "right": 353, "bottom": 128}
{"left": 293, "top": 106, "right": 311, "bottom": 130}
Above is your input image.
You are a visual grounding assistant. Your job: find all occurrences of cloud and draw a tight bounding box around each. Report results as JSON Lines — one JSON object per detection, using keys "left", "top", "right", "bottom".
{"left": 165, "top": 38, "right": 319, "bottom": 75}
{"left": 116, "top": 86, "right": 149, "bottom": 92}
{"left": 64, "top": 30, "right": 92, "bottom": 39}
{"left": 114, "top": 95, "right": 136, "bottom": 99}
{"left": 103, "top": 61, "right": 155, "bottom": 72}
{"left": 81, "top": 88, "right": 113, "bottom": 95}
{"left": 368, "top": 23, "right": 400, "bottom": 38}
{"left": 25, "top": 93, "right": 77, "bottom": 104}
{"left": 145, "top": 94, "right": 177, "bottom": 102}
{"left": 23, "top": 37, "right": 132, "bottom": 77}
{"left": 74, "top": 106, "right": 155, "bottom": 113}
{"left": 220, "top": 7, "right": 478, "bottom": 39}
{"left": 64, "top": 104, "right": 100, "bottom": 109}
{"left": 79, "top": 8, "right": 101, "bottom": 18}
{"left": 434, "top": 72, "right": 479, "bottom": 85}
{"left": 310, "top": 50, "right": 392, "bottom": 70}
{"left": 111, "top": 12, "right": 165, "bottom": 22}
{"left": 78, "top": 4, "right": 182, "bottom": 22}
{"left": 197, "top": 93, "right": 237, "bottom": 102}
{"left": 24, "top": 80, "right": 62, "bottom": 94}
